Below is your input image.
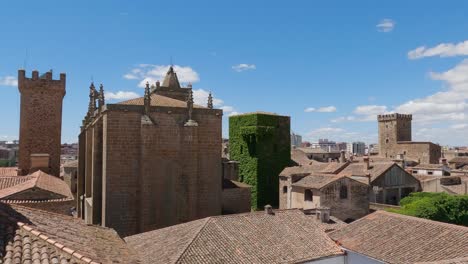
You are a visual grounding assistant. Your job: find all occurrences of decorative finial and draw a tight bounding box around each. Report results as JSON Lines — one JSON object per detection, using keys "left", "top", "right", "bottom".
{"left": 184, "top": 89, "right": 198, "bottom": 126}
{"left": 144, "top": 82, "right": 151, "bottom": 114}
{"left": 207, "top": 91, "right": 213, "bottom": 109}
{"left": 88, "top": 82, "right": 97, "bottom": 115}
{"left": 98, "top": 84, "right": 105, "bottom": 109}
{"left": 156, "top": 80, "right": 160, "bottom": 88}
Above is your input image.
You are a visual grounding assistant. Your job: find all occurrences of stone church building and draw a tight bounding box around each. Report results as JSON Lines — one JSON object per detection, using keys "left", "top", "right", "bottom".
{"left": 77, "top": 67, "right": 226, "bottom": 236}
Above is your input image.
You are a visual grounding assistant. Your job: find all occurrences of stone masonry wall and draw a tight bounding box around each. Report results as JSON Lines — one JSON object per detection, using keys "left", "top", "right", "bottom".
{"left": 87, "top": 105, "right": 223, "bottom": 236}
{"left": 18, "top": 70, "right": 65, "bottom": 177}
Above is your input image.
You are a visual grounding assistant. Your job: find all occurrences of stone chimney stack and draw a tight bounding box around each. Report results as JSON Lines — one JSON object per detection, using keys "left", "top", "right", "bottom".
{"left": 364, "top": 156, "right": 370, "bottom": 170}
{"left": 29, "top": 154, "right": 50, "bottom": 174}
{"left": 340, "top": 150, "right": 346, "bottom": 163}
{"left": 441, "top": 158, "right": 448, "bottom": 166}
{"left": 316, "top": 207, "right": 330, "bottom": 223}
{"left": 264, "top": 204, "right": 274, "bottom": 215}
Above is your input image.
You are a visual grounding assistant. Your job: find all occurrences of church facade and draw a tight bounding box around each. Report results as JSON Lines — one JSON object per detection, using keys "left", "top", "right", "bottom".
{"left": 77, "top": 67, "right": 223, "bottom": 236}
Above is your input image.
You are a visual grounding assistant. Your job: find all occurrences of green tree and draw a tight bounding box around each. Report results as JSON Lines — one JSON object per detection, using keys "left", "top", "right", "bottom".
{"left": 388, "top": 192, "right": 468, "bottom": 226}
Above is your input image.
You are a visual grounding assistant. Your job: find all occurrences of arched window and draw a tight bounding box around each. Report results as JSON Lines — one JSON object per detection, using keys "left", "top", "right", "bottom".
{"left": 304, "top": 189, "right": 313, "bottom": 202}
{"left": 283, "top": 186, "right": 288, "bottom": 194}
{"left": 340, "top": 185, "right": 348, "bottom": 199}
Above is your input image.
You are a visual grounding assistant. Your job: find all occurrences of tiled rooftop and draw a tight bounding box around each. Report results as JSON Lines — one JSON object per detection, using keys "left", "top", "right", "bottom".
{"left": 0, "top": 167, "right": 18, "bottom": 177}
{"left": 0, "top": 170, "right": 73, "bottom": 200}
{"left": 329, "top": 210, "right": 468, "bottom": 264}
{"left": 0, "top": 203, "right": 138, "bottom": 264}
{"left": 292, "top": 174, "right": 347, "bottom": 189}
{"left": 125, "top": 209, "right": 344, "bottom": 264}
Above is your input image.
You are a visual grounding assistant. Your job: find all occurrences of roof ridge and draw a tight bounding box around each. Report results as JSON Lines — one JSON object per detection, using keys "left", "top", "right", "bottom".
{"left": 175, "top": 217, "right": 212, "bottom": 263}
{"left": 10, "top": 203, "right": 78, "bottom": 220}
{"left": 377, "top": 211, "right": 468, "bottom": 230}
{"left": 1, "top": 197, "right": 74, "bottom": 203}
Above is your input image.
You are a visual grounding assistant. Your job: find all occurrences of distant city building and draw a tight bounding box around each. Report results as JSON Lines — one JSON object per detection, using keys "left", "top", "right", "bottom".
{"left": 336, "top": 142, "right": 347, "bottom": 151}
{"left": 378, "top": 113, "right": 441, "bottom": 164}
{"left": 310, "top": 138, "right": 339, "bottom": 152}
{"left": 296, "top": 147, "right": 341, "bottom": 162}
{"left": 290, "top": 132, "right": 302, "bottom": 147}
{"left": 351, "top": 141, "right": 366, "bottom": 156}
{"left": 369, "top": 143, "right": 379, "bottom": 155}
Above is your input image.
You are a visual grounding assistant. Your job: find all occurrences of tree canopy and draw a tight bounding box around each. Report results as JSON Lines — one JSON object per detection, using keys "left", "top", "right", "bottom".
{"left": 388, "top": 192, "right": 468, "bottom": 226}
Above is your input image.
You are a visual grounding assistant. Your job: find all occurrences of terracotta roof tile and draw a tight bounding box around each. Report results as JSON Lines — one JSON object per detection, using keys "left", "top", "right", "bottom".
{"left": 0, "top": 171, "right": 73, "bottom": 200}
{"left": 292, "top": 174, "right": 347, "bottom": 189}
{"left": 329, "top": 211, "right": 468, "bottom": 264}
{"left": 0, "top": 203, "right": 139, "bottom": 264}
{"left": 125, "top": 209, "right": 344, "bottom": 264}
{"left": 0, "top": 167, "right": 18, "bottom": 177}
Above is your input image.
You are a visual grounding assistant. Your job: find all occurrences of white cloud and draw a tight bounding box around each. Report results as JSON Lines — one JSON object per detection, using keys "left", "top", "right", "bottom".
{"left": 0, "top": 76, "right": 18, "bottom": 86}
{"left": 331, "top": 116, "right": 356, "bottom": 123}
{"left": 124, "top": 64, "right": 200, "bottom": 87}
{"left": 304, "top": 106, "right": 337, "bottom": 113}
{"left": 192, "top": 89, "right": 224, "bottom": 107}
{"left": 232, "top": 64, "right": 256, "bottom": 72}
{"left": 332, "top": 105, "right": 388, "bottom": 123}
{"left": 305, "top": 127, "right": 377, "bottom": 143}
{"left": 451, "top": 123, "right": 468, "bottom": 130}
{"left": 228, "top": 111, "right": 242, "bottom": 116}
{"left": 408, "top": 40, "right": 468, "bottom": 59}
{"left": 376, "top": 19, "right": 395, "bottom": 32}
{"left": 105, "top": 91, "right": 140, "bottom": 101}
{"left": 393, "top": 59, "right": 468, "bottom": 123}
{"left": 354, "top": 105, "right": 388, "bottom": 115}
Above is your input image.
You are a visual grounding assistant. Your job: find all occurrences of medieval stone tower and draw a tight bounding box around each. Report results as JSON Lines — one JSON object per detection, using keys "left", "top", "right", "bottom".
{"left": 378, "top": 113, "right": 412, "bottom": 158}
{"left": 18, "top": 69, "right": 66, "bottom": 176}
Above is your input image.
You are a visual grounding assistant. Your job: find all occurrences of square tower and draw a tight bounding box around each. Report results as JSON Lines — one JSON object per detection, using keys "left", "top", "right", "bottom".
{"left": 18, "top": 69, "right": 66, "bottom": 176}
{"left": 229, "top": 112, "right": 291, "bottom": 209}
{"left": 378, "top": 113, "right": 412, "bottom": 158}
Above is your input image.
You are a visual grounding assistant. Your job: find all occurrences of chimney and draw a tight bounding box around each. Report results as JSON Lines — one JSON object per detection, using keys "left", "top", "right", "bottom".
{"left": 316, "top": 207, "right": 330, "bottom": 223}
{"left": 264, "top": 204, "right": 274, "bottom": 215}
{"left": 441, "top": 158, "right": 448, "bottom": 166}
{"left": 30, "top": 153, "right": 50, "bottom": 174}
{"left": 364, "top": 156, "right": 370, "bottom": 170}
{"left": 340, "top": 150, "right": 346, "bottom": 163}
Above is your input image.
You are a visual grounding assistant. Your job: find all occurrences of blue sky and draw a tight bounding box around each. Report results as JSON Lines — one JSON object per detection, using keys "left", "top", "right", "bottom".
{"left": 1, "top": 1, "right": 468, "bottom": 145}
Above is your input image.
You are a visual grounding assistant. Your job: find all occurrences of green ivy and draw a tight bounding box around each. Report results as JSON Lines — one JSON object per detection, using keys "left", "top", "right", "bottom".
{"left": 229, "top": 113, "right": 291, "bottom": 210}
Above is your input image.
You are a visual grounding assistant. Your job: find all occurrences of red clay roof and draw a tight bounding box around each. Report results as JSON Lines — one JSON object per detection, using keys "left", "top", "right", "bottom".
{"left": 329, "top": 210, "right": 468, "bottom": 263}
{"left": 0, "top": 203, "right": 138, "bottom": 264}
{"left": 125, "top": 209, "right": 344, "bottom": 264}
{"left": 0, "top": 167, "right": 18, "bottom": 177}
{"left": 0, "top": 170, "right": 73, "bottom": 200}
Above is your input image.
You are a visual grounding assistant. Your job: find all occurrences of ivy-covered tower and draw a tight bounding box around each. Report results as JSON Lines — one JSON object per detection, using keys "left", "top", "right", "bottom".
{"left": 229, "top": 112, "right": 291, "bottom": 209}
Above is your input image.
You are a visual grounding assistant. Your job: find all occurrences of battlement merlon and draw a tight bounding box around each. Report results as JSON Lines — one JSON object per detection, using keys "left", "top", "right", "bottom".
{"left": 377, "top": 113, "right": 412, "bottom": 122}
{"left": 18, "top": 69, "right": 66, "bottom": 95}
{"left": 18, "top": 69, "right": 66, "bottom": 83}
